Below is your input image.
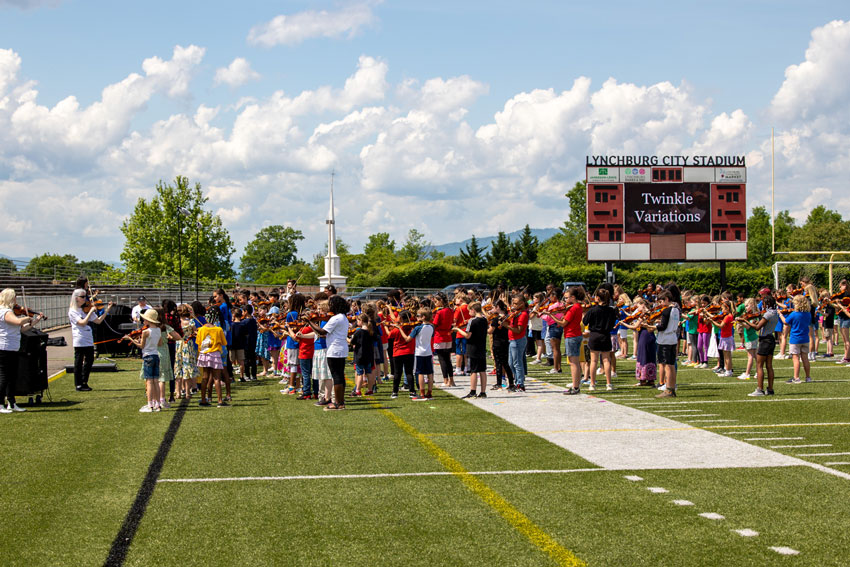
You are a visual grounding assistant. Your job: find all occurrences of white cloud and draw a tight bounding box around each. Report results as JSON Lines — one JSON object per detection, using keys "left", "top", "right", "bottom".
{"left": 771, "top": 20, "right": 850, "bottom": 122}
{"left": 248, "top": 1, "right": 380, "bottom": 47}
{"left": 214, "top": 57, "right": 261, "bottom": 87}
{"left": 0, "top": 0, "right": 61, "bottom": 8}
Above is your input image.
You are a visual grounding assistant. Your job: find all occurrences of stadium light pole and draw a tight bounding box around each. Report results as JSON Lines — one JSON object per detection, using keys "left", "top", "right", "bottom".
{"left": 177, "top": 206, "right": 192, "bottom": 303}
{"left": 195, "top": 220, "right": 202, "bottom": 301}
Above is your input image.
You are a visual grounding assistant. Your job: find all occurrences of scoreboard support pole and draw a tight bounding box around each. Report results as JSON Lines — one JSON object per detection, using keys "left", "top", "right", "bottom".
{"left": 605, "top": 262, "right": 615, "bottom": 285}
{"left": 719, "top": 261, "right": 727, "bottom": 292}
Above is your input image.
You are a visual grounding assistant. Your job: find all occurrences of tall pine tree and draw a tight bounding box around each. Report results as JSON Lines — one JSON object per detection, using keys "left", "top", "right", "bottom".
{"left": 513, "top": 225, "right": 539, "bottom": 263}
{"left": 458, "top": 235, "right": 488, "bottom": 269}
{"left": 486, "top": 231, "right": 517, "bottom": 267}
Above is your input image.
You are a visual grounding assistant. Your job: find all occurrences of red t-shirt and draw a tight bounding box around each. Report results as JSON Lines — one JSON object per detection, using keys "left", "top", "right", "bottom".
{"left": 563, "top": 303, "right": 583, "bottom": 338}
{"left": 432, "top": 307, "right": 453, "bottom": 344}
{"left": 298, "top": 325, "right": 315, "bottom": 359}
{"left": 453, "top": 304, "right": 470, "bottom": 328}
{"left": 720, "top": 314, "right": 734, "bottom": 338}
{"left": 507, "top": 309, "right": 529, "bottom": 341}
{"left": 389, "top": 327, "right": 415, "bottom": 356}
{"left": 378, "top": 315, "right": 390, "bottom": 344}
{"left": 697, "top": 314, "right": 711, "bottom": 334}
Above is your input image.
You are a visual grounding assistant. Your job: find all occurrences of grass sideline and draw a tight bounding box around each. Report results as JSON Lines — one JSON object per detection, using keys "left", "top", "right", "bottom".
{"left": 0, "top": 349, "right": 847, "bottom": 566}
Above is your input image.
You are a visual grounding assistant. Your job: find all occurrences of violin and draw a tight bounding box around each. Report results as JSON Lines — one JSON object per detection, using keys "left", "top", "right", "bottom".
{"left": 13, "top": 304, "right": 45, "bottom": 319}
{"left": 120, "top": 325, "right": 148, "bottom": 342}
{"left": 736, "top": 311, "right": 764, "bottom": 322}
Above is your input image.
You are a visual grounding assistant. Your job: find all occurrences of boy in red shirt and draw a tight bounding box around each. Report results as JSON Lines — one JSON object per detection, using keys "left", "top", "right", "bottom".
{"left": 291, "top": 324, "right": 316, "bottom": 399}
{"left": 453, "top": 296, "right": 471, "bottom": 376}
{"left": 386, "top": 311, "right": 417, "bottom": 399}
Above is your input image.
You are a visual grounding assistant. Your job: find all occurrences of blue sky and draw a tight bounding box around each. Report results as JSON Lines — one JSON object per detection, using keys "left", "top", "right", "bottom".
{"left": 1, "top": 0, "right": 849, "bottom": 265}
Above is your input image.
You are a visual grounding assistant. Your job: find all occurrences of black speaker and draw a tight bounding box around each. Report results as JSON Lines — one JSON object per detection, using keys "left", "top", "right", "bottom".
{"left": 16, "top": 328, "right": 48, "bottom": 395}
{"left": 94, "top": 311, "right": 134, "bottom": 356}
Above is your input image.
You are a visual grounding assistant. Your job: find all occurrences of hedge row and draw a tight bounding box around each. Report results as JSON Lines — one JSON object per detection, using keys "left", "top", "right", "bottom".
{"left": 368, "top": 261, "right": 775, "bottom": 296}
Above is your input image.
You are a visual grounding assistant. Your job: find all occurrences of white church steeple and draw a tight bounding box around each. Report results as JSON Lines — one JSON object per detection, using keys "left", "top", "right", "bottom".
{"left": 319, "top": 170, "right": 347, "bottom": 291}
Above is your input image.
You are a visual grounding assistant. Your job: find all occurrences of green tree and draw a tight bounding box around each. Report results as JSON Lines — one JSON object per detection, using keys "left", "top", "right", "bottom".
{"left": 78, "top": 260, "right": 111, "bottom": 277}
{"left": 397, "top": 229, "right": 433, "bottom": 264}
{"left": 361, "top": 232, "right": 398, "bottom": 274}
{"left": 790, "top": 206, "right": 850, "bottom": 256}
{"left": 257, "top": 262, "right": 320, "bottom": 285}
{"left": 538, "top": 181, "right": 588, "bottom": 266}
{"left": 486, "top": 231, "right": 516, "bottom": 267}
{"left": 120, "top": 176, "right": 236, "bottom": 281}
{"left": 773, "top": 210, "right": 796, "bottom": 251}
{"left": 513, "top": 225, "right": 539, "bottom": 264}
{"left": 458, "top": 235, "right": 488, "bottom": 270}
{"left": 746, "top": 206, "right": 773, "bottom": 268}
{"left": 25, "top": 253, "right": 79, "bottom": 279}
{"left": 0, "top": 257, "right": 16, "bottom": 274}
{"left": 239, "top": 225, "right": 304, "bottom": 282}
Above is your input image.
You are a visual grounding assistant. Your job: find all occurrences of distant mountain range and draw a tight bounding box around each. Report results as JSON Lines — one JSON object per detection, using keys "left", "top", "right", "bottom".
{"left": 429, "top": 227, "right": 561, "bottom": 257}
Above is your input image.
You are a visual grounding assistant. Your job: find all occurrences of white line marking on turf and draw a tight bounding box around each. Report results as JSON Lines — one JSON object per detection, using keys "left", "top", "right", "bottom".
{"left": 806, "top": 463, "right": 850, "bottom": 480}
{"left": 653, "top": 409, "right": 703, "bottom": 413}
{"left": 797, "top": 452, "right": 850, "bottom": 457}
{"left": 672, "top": 500, "right": 694, "bottom": 506}
{"left": 769, "top": 546, "right": 800, "bottom": 556}
{"left": 770, "top": 444, "right": 832, "bottom": 449}
{"left": 699, "top": 512, "right": 725, "bottom": 520}
{"left": 647, "top": 487, "right": 668, "bottom": 493}
{"left": 725, "top": 432, "right": 774, "bottom": 435}
{"left": 683, "top": 419, "right": 739, "bottom": 423}
{"left": 733, "top": 529, "right": 759, "bottom": 537}
{"left": 824, "top": 462, "right": 850, "bottom": 466}
{"left": 157, "top": 468, "right": 607, "bottom": 483}
{"left": 707, "top": 423, "right": 850, "bottom": 430}
{"left": 625, "top": 397, "right": 850, "bottom": 406}
{"left": 624, "top": 475, "right": 643, "bottom": 481}
{"left": 744, "top": 437, "right": 804, "bottom": 441}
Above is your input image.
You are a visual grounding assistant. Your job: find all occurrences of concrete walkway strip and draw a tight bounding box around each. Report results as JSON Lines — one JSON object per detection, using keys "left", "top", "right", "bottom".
{"left": 448, "top": 376, "right": 807, "bottom": 471}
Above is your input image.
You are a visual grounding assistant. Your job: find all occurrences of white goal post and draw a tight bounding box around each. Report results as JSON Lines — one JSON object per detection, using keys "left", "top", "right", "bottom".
{"left": 772, "top": 261, "right": 850, "bottom": 293}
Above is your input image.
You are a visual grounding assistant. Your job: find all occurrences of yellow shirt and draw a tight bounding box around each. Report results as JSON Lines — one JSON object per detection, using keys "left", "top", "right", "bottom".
{"left": 196, "top": 325, "right": 225, "bottom": 354}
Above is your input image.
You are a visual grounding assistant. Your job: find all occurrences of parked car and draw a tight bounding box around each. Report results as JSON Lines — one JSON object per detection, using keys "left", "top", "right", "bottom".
{"left": 440, "top": 282, "right": 490, "bottom": 296}
{"left": 347, "top": 287, "right": 396, "bottom": 302}
{"left": 561, "top": 281, "right": 587, "bottom": 293}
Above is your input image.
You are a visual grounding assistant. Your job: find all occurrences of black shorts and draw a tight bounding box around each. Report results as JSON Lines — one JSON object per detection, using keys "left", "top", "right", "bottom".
{"left": 588, "top": 332, "right": 612, "bottom": 352}
{"left": 531, "top": 330, "right": 542, "bottom": 340}
{"left": 468, "top": 357, "right": 487, "bottom": 373}
{"left": 757, "top": 335, "right": 776, "bottom": 357}
{"left": 657, "top": 344, "right": 677, "bottom": 365}
{"left": 327, "top": 357, "right": 347, "bottom": 386}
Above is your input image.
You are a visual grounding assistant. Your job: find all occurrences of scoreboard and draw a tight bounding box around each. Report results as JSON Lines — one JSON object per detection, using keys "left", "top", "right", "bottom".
{"left": 585, "top": 155, "right": 747, "bottom": 262}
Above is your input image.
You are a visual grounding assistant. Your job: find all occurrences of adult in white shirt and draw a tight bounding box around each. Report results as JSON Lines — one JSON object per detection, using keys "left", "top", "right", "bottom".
{"left": 0, "top": 288, "right": 42, "bottom": 412}
{"left": 305, "top": 295, "right": 349, "bottom": 411}
{"left": 68, "top": 289, "right": 112, "bottom": 391}
{"left": 131, "top": 296, "right": 152, "bottom": 325}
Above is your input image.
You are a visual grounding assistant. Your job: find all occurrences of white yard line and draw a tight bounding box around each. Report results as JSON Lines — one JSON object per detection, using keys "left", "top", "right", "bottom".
{"left": 770, "top": 444, "right": 832, "bottom": 449}
{"left": 769, "top": 546, "right": 800, "bottom": 556}
{"left": 157, "top": 467, "right": 607, "bottom": 483}
{"left": 797, "top": 452, "right": 850, "bottom": 457}
{"left": 824, "top": 462, "right": 850, "bottom": 466}
{"left": 744, "top": 437, "right": 804, "bottom": 441}
{"left": 443, "top": 375, "right": 807, "bottom": 471}
{"left": 626, "top": 397, "right": 850, "bottom": 406}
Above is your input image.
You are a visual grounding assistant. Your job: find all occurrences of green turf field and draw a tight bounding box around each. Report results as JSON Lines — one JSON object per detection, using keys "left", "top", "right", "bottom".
{"left": 1, "top": 349, "right": 849, "bottom": 566}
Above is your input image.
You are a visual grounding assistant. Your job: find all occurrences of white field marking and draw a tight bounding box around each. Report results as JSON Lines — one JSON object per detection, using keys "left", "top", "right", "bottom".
{"left": 672, "top": 500, "right": 694, "bottom": 506}
{"left": 156, "top": 468, "right": 608, "bottom": 483}
{"left": 683, "top": 419, "right": 739, "bottom": 423}
{"left": 744, "top": 437, "right": 805, "bottom": 441}
{"left": 770, "top": 444, "right": 832, "bottom": 449}
{"left": 707, "top": 423, "right": 850, "bottom": 430}
{"left": 445, "top": 374, "right": 808, "bottom": 470}
{"left": 663, "top": 414, "right": 718, "bottom": 418}
{"left": 647, "top": 487, "right": 669, "bottom": 494}
{"left": 725, "top": 432, "right": 774, "bottom": 435}
{"left": 733, "top": 529, "right": 759, "bottom": 537}
{"left": 653, "top": 409, "right": 703, "bottom": 413}
{"left": 624, "top": 475, "right": 643, "bottom": 481}
{"left": 824, "top": 462, "right": 850, "bottom": 466}
{"left": 797, "top": 452, "right": 850, "bottom": 457}
{"left": 807, "top": 463, "right": 850, "bottom": 480}
{"left": 769, "top": 547, "right": 800, "bottom": 556}
{"left": 625, "top": 397, "right": 850, "bottom": 406}
{"left": 699, "top": 512, "right": 726, "bottom": 520}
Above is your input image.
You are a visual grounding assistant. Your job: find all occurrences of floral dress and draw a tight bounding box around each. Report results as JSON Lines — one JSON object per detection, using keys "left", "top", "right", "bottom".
{"left": 173, "top": 319, "right": 200, "bottom": 381}
{"left": 256, "top": 328, "right": 271, "bottom": 362}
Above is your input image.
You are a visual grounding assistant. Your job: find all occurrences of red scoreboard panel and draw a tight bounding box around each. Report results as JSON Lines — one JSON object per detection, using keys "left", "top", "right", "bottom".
{"left": 586, "top": 162, "right": 746, "bottom": 262}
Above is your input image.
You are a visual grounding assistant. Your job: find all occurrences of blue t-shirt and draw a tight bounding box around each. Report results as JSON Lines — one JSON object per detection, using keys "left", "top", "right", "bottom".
{"left": 285, "top": 311, "right": 299, "bottom": 349}
{"left": 784, "top": 311, "right": 812, "bottom": 344}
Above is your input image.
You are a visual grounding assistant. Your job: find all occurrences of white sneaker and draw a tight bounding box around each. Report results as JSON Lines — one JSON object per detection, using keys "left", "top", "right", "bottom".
{"left": 737, "top": 373, "right": 750, "bottom": 380}
{"left": 723, "top": 370, "right": 734, "bottom": 377}
{"left": 9, "top": 404, "right": 25, "bottom": 412}
{"left": 278, "top": 378, "right": 288, "bottom": 384}
{"left": 611, "top": 371, "right": 617, "bottom": 378}
{"left": 698, "top": 363, "right": 708, "bottom": 369}
{"left": 606, "top": 384, "right": 614, "bottom": 391}
{"left": 0, "top": 406, "right": 12, "bottom": 414}
{"left": 596, "top": 368, "right": 603, "bottom": 375}
{"left": 588, "top": 384, "right": 596, "bottom": 391}
{"left": 547, "top": 368, "right": 562, "bottom": 375}
{"left": 530, "top": 359, "right": 541, "bottom": 365}
{"left": 657, "top": 384, "right": 667, "bottom": 391}
{"left": 139, "top": 405, "right": 153, "bottom": 413}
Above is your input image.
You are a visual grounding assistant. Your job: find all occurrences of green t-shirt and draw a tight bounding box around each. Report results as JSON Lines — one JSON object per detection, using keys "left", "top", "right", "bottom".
{"left": 687, "top": 312, "right": 698, "bottom": 335}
